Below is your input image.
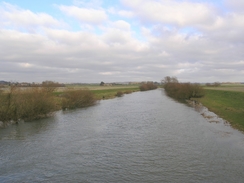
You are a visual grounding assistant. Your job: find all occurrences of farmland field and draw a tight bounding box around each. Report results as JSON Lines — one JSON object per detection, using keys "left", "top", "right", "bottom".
{"left": 204, "top": 84, "right": 244, "bottom": 92}
{"left": 64, "top": 84, "right": 140, "bottom": 91}
{"left": 58, "top": 84, "right": 141, "bottom": 99}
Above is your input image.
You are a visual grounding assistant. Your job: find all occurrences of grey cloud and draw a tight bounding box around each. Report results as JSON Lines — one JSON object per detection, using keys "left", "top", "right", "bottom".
{"left": 225, "top": 0, "right": 244, "bottom": 12}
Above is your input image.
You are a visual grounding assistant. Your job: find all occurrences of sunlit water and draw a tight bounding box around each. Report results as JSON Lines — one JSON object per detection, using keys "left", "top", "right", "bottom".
{"left": 1, "top": 89, "right": 244, "bottom": 183}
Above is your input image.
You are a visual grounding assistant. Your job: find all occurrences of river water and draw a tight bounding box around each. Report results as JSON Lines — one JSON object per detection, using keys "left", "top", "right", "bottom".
{"left": 1, "top": 89, "right": 244, "bottom": 183}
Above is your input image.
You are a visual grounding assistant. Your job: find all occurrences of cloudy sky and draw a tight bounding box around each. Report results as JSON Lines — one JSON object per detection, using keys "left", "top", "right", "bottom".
{"left": 1, "top": 0, "right": 244, "bottom": 83}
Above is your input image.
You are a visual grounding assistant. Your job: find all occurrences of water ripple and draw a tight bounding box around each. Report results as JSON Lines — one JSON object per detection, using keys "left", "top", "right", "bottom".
{"left": 1, "top": 89, "right": 244, "bottom": 183}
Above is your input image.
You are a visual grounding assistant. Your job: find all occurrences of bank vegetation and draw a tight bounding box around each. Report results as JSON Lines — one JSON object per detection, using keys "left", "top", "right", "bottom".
{"left": 163, "top": 76, "right": 205, "bottom": 100}
{"left": 0, "top": 86, "right": 57, "bottom": 125}
{"left": 0, "top": 86, "right": 97, "bottom": 126}
{"left": 196, "top": 88, "right": 244, "bottom": 131}
{"left": 61, "top": 89, "right": 97, "bottom": 110}
{"left": 0, "top": 83, "right": 141, "bottom": 127}
{"left": 139, "top": 82, "right": 158, "bottom": 91}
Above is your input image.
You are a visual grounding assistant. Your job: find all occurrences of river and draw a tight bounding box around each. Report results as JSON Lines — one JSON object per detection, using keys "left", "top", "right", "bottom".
{"left": 1, "top": 89, "right": 244, "bottom": 183}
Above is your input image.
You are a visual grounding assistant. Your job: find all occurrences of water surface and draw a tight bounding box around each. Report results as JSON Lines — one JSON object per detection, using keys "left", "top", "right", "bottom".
{"left": 1, "top": 89, "right": 244, "bottom": 182}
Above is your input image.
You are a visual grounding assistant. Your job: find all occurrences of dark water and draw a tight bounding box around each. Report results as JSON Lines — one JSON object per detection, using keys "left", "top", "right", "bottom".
{"left": 1, "top": 89, "right": 244, "bottom": 183}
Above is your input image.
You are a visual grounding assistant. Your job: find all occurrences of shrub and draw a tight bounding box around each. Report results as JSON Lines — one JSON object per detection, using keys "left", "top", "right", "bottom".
{"left": 163, "top": 76, "right": 204, "bottom": 100}
{"left": 115, "top": 91, "right": 124, "bottom": 97}
{"left": 139, "top": 82, "right": 158, "bottom": 91}
{"left": 191, "top": 83, "right": 205, "bottom": 98}
{"left": 16, "top": 87, "right": 57, "bottom": 121}
{"left": 0, "top": 86, "right": 57, "bottom": 123}
{"left": 61, "top": 89, "right": 97, "bottom": 110}
{"left": 0, "top": 86, "right": 18, "bottom": 123}
{"left": 164, "top": 82, "right": 204, "bottom": 100}
{"left": 205, "top": 82, "right": 221, "bottom": 87}
{"left": 124, "top": 91, "right": 132, "bottom": 94}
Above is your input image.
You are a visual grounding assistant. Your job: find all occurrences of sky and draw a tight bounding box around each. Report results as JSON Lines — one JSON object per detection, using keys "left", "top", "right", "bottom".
{"left": 0, "top": 0, "right": 244, "bottom": 83}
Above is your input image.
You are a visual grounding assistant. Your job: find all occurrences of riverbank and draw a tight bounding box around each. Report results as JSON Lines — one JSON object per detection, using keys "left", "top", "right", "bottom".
{"left": 193, "top": 89, "right": 244, "bottom": 132}
{"left": 90, "top": 86, "right": 140, "bottom": 100}
{"left": 2, "top": 89, "right": 244, "bottom": 182}
{"left": 0, "top": 85, "right": 140, "bottom": 127}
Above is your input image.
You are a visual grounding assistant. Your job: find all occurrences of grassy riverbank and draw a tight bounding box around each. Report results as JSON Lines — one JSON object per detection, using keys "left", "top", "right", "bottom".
{"left": 0, "top": 85, "right": 140, "bottom": 126}
{"left": 54, "top": 85, "right": 140, "bottom": 99}
{"left": 91, "top": 86, "right": 140, "bottom": 100}
{"left": 195, "top": 89, "right": 244, "bottom": 131}
{"left": 54, "top": 85, "right": 140, "bottom": 100}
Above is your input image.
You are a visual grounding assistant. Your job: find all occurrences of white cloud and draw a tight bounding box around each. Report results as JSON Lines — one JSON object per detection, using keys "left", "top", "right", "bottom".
{"left": 0, "top": 2, "right": 62, "bottom": 31}
{"left": 45, "top": 29, "right": 103, "bottom": 47}
{"left": 19, "top": 63, "right": 33, "bottom": 68}
{"left": 0, "top": 1, "right": 244, "bottom": 83}
{"left": 99, "top": 71, "right": 121, "bottom": 76}
{"left": 194, "top": 12, "right": 244, "bottom": 47}
{"left": 59, "top": 5, "right": 107, "bottom": 24}
{"left": 111, "top": 20, "right": 131, "bottom": 31}
{"left": 72, "top": 0, "right": 103, "bottom": 8}
{"left": 103, "top": 29, "right": 130, "bottom": 45}
{"left": 118, "top": 10, "right": 134, "bottom": 18}
{"left": 121, "top": 0, "right": 215, "bottom": 26}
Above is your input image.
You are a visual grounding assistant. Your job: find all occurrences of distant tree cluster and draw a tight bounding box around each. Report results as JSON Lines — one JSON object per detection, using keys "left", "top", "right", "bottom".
{"left": 1, "top": 80, "right": 65, "bottom": 88}
{"left": 205, "top": 82, "right": 221, "bottom": 87}
{"left": 41, "top": 81, "right": 65, "bottom": 92}
{"left": 139, "top": 82, "right": 158, "bottom": 91}
{"left": 41, "top": 80, "right": 64, "bottom": 87}
{"left": 163, "top": 76, "right": 205, "bottom": 100}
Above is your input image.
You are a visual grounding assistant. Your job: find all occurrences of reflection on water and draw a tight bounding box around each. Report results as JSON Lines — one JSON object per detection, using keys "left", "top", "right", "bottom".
{"left": 0, "top": 89, "right": 244, "bottom": 183}
{"left": 0, "top": 114, "right": 58, "bottom": 140}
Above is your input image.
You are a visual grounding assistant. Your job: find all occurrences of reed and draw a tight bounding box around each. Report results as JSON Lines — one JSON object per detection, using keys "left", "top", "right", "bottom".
{"left": 0, "top": 86, "right": 57, "bottom": 124}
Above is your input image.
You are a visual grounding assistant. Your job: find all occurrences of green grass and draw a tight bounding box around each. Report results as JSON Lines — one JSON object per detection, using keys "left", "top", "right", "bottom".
{"left": 203, "top": 84, "right": 244, "bottom": 92}
{"left": 54, "top": 85, "right": 140, "bottom": 99}
{"left": 91, "top": 87, "right": 140, "bottom": 100}
{"left": 64, "top": 84, "right": 140, "bottom": 91}
{"left": 0, "top": 85, "right": 140, "bottom": 125}
{"left": 196, "top": 89, "right": 244, "bottom": 131}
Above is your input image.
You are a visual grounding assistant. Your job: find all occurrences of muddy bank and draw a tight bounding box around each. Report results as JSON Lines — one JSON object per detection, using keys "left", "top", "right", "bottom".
{"left": 187, "top": 100, "right": 230, "bottom": 125}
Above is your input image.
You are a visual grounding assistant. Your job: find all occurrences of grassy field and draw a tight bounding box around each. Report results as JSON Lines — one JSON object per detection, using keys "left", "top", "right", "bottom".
{"left": 64, "top": 84, "right": 140, "bottom": 90}
{"left": 55, "top": 85, "right": 140, "bottom": 100}
{"left": 204, "top": 84, "right": 244, "bottom": 93}
{"left": 196, "top": 86, "right": 244, "bottom": 131}
{"left": 91, "top": 87, "right": 140, "bottom": 100}
{"left": 63, "top": 84, "right": 159, "bottom": 99}
{"left": 0, "top": 85, "right": 141, "bottom": 101}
